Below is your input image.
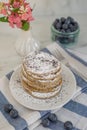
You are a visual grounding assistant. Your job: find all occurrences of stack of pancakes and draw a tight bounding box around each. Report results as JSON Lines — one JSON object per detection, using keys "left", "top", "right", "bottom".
{"left": 21, "top": 51, "right": 62, "bottom": 99}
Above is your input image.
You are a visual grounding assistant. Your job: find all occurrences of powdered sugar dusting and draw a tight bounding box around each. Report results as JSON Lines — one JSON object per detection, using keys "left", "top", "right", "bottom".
{"left": 9, "top": 65, "right": 76, "bottom": 110}
{"left": 22, "top": 63, "right": 61, "bottom": 80}
{"left": 31, "top": 86, "right": 61, "bottom": 98}
{"left": 24, "top": 51, "right": 60, "bottom": 74}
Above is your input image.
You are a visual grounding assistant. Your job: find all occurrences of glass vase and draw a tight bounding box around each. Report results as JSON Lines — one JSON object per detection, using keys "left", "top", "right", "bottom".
{"left": 15, "top": 29, "right": 40, "bottom": 57}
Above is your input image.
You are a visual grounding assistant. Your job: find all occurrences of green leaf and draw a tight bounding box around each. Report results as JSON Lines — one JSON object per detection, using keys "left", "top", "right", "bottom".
{"left": 0, "top": 17, "right": 8, "bottom": 22}
{"left": 21, "top": 22, "right": 30, "bottom": 31}
{"left": 12, "top": 8, "right": 19, "bottom": 12}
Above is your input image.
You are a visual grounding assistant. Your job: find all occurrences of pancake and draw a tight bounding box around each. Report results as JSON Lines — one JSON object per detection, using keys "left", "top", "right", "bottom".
{"left": 21, "top": 51, "right": 62, "bottom": 99}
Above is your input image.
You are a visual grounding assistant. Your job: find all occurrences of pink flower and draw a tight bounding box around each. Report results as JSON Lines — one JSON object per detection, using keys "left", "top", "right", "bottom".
{"left": 14, "top": 16, "right": 22, "bottom": 28}
{"left": 21, "top": 13, "right": 29, "bottom": 20}
{"left": 27, "top": 14, "right": 34, "bottom": 21}
{"left": 0, "top": 0, "right": 34, "bottom": 30}
{"left": 9, "top": 22, "right": 14, "bottom": 28}
{"left": 8, "top": 15, "right": 14, "bottom": 22}
{"left": 13, "top": 2, "right": 20, "bottom": 8}
{"left": 14, "top": 15, "right": 21, "bottom": 23}
{"left": 4, "top": 3, "right": 10, "bottom": 7}
{"left": 8, "top": 15, "right": 14, "bottom": 27}
{"left": 1, "top": 9, "right": 7, "bottom": 15}
{"left": 16, "top": 21, "right": 22, "bottom": 28}
{"left": 8, "top": 13, "right": 22, "bottom": 28}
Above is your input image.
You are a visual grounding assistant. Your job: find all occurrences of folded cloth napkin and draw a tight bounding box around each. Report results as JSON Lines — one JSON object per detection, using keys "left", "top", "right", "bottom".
{"left": 46, "top": 42, "right": 87, "bottom": 81}
{"left": 34, "top": 87, "right": 87, "bottom": 130}
{"left": 0, "top": 42, "right": 87, "bottom": 130}
{"left": 67, "top": 47, "right": 87, "bottom": 62}
{"left": 33, "top": 43, "right": 87, "bottom": 130}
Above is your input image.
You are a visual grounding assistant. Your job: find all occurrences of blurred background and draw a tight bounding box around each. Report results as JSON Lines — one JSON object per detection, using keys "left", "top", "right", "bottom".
{"left": 29, "top": 0, "right": 87, "bottom": 16}
{"left": 0, "top": 0, "right": 87, "bottom": 77}
{"left": 0, "top": 0, "right": 87, "bottom": 47}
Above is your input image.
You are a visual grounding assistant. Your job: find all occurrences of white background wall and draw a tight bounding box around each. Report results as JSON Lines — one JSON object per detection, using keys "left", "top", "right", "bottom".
{"left": 0, "top": 0, "right": 87, "bottom": 42}
{"left": 1, "top": 0, "right": 87, "bottom": 16}
{"left": 0, "top": 0, "right": 87, "bottom": 77}
{"left": 29, "top": 0, "right": 87, "bottom": 16}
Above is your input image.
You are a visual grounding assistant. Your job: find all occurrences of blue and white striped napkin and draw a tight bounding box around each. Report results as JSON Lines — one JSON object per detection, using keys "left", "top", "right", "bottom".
{"left": 0, "top": 42, "right": 87, "bottom": 130}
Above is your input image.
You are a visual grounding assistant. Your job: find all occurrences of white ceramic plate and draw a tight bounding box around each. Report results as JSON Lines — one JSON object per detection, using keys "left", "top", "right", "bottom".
{"left": 9, "top": 65, "right": 76, "bottom": 110}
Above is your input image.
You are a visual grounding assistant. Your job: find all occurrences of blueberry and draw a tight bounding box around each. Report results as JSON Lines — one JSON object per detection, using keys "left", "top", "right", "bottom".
{"left": 56, "top": 22, "right": 61, "bottom": 30}
{"left": 53, "top": 19, "right": 59, "bottom": 28}
{"left": 62, "top": 24, "right": 68, "bottom": 30}
{"left": 57, "top": 28, "right": 61, "bottom": 32}
{"left": 74, "top": 21, "right": 78, "bottom": 26}
{"left": 64, "top": 121, "right": 73, "bottom": 130}
{"left": 66, "top": 29, "right": 71, "bottom": 33}
{"left": 72, "top": 26, "right": 77, "bottom": 31}
{"left": 56, "top": 18, "right": 60, "bottom": 23}
{"left": 60, "top": 17, "right": 66, "bottom": 23}
{"left": 60, "top": 29, "right": 65, "bottom": 33}
{"left": 48, "top": 113, "right": 57, "bottom": 122}
{"left": 70, "top": 27, "right": 75, "bottom": 32}
{"left": 58, "top": 37, "right": 66, "bottom": 43}
{"left": 68, "top": 37, "right": 74, "bottom": 42}
{"left": 68, "top": 24, "right": 74, "bottom": 30}
{"left": 67, "top": 16, "right": 74, "bottom": 23}
{"left": 10, "top": 109, "right": 18, "bottom": 118}
{"left": 42, "top": 118, "right": 50, "bottom": 127}
{"left": 73, "top": 21, "right": 79, "bottom": 29}
{"left": 4, "top": 104, "right": 13, "bottom": 113}
{"left": 65, "top": 19, "right": 71, "bottom": 25}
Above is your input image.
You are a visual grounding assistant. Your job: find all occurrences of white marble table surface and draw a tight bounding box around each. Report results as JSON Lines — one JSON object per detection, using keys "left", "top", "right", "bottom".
{"left": 0, "top": 14, "right": 87, "bottom": 78}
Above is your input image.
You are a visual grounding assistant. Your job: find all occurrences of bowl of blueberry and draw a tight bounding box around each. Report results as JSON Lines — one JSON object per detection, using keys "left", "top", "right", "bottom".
{"left": 51, "top": 16, "right": 80, "bottom": 48}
